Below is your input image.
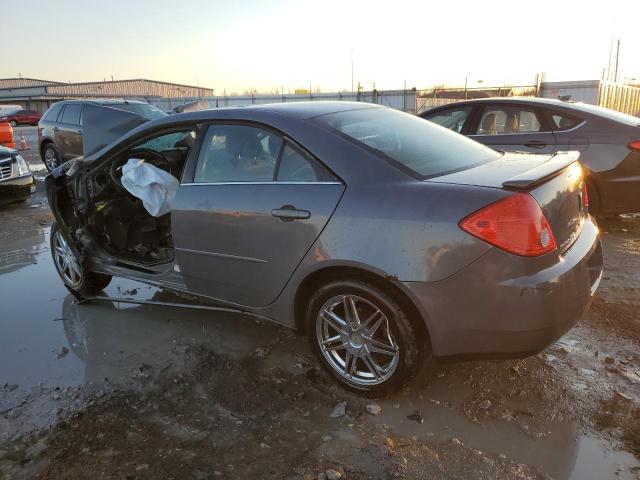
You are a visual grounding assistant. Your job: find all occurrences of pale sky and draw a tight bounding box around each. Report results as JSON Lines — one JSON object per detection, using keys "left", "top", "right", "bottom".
{"left": 2, "top": 0, "right": 639, "bottom": 93}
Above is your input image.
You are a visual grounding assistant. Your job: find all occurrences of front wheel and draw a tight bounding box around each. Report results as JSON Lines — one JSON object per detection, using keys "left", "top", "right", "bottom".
{"left": 50, "top": 224, "right": 112, "bottom": 295}
{"left": 306, "top": 279, "right": 426, "bottom": 395}
{"left": 9, "top": 120, "right": 17, "bottom": 127}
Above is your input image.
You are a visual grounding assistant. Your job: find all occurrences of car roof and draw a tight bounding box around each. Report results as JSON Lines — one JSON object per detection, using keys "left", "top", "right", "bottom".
{"left": 424, "top": 97, "right": 640, "bottom": 125}
{"left": 157, "top": 101, "right": 381, "bottom": 124}
{"left": 429, "top": 97, "right": 573, "bottom": 107}
{"left": 56, "top": 98, "right": 149, "bottom": 106}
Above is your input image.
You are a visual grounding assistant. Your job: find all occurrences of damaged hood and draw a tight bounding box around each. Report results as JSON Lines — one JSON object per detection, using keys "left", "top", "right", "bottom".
{"left": 82, "top": 104, "right": 148, "bottom": 157}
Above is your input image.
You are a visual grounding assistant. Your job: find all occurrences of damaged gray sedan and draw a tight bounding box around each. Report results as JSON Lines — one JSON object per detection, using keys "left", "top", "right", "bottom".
{"left": 46, "top": 102, "right": 603, "bottom": 394}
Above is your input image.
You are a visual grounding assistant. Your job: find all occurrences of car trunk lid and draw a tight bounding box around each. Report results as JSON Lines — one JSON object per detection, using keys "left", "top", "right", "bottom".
{"left": 428, "top": 151, "right": 586, "bottom": 254}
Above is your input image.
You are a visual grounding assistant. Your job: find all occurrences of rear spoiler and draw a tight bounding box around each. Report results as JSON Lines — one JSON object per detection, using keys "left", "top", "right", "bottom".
{"left": 502, "top": 151, "right": 580, "bottom": 190}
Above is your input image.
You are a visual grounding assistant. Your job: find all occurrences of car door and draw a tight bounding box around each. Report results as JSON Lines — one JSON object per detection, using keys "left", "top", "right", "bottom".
{"left": 26, "top": 110, "right": 40, "bottom": 125}
{"left": 15, "top": 111, "right": 27, "bottom": 125}
{"left": 171, "top": 122, "right": 345, "bottom": 308}
{"left": 56, "top": 104, "right": 83, "bottom": 159}
{"left": 468, "top": 104, "right": 557, "bottom": 154}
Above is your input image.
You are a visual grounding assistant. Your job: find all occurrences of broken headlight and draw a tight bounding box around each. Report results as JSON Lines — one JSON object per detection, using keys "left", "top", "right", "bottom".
{"left": 16, "top": 155, "right": 31, "bottom": 176}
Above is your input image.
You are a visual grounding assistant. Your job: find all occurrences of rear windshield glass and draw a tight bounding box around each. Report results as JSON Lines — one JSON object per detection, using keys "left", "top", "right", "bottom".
{"left": 565, "top": 102, "right": 640, "bottom": 126}
{"left": 109, "top": 103, "right": 166, "bottom": 121}
{"left": 314, "top": 108, "right": 500, "bottom": 178}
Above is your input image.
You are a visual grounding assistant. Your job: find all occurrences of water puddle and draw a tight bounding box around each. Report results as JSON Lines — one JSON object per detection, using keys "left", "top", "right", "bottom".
{"left": 0, "top": 227, "right": 290, "bottom": 391}
{"left": 377, "top": 374, "right": 640, "bottom": 480}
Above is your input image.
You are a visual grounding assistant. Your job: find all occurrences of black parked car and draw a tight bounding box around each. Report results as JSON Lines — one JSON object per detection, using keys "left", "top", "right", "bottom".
{"left": 0, "top": 145, "right": 35, "bottom": 206}
{"left": 421, "top": 98, "right": 640, "bottom": 214}
{"left": 38, "top": 99, "right": 166, "bottom": 172}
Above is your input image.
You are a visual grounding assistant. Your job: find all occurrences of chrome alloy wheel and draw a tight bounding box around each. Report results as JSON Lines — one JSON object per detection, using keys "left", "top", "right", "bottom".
{"left": 44, "top": 147, "right": 58, "bottom": 171}
{"left": 316, "top": 294, "right": 400, "bottom": 386}
{"left": 52, "top": 230, "right": 82, "bottom": 288}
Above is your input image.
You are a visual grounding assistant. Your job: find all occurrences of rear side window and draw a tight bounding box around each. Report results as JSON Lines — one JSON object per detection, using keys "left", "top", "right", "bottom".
{"left": 551, "top": 113, "right": 582, "bottom": 131}
{"left": 42, "top": 104, "right": 63, "bottom": 122}
{"left": 315, "top": 108, "right": 500, "bottom": 178}
{"left": 60, "top": 104, "right": 82, "bottom": 125}
{"left": 277, "top": 143, "right": 335, "bottom": 182}
{"left": 423, "top": 107, "right": 471, "bottom": 132}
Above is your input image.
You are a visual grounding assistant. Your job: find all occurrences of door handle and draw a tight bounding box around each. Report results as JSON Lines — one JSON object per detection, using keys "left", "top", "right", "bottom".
{"left": 52, "top": 127, "right": 59, "bottom": 132}
{"left": 271, "top": 205, "right": 311, "bottom": 221}
{"left": 524, "top": 141, "right": 547, "bottom": 148}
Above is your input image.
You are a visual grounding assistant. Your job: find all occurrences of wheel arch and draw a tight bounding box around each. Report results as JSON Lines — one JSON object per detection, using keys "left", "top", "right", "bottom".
{"left": 293, "top": 264, "right": 432, "bottom": 347}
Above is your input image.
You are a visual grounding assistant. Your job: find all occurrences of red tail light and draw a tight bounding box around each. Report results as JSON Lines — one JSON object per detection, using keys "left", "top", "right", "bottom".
{"left": 581, "top": 181, "right": 589, "bottom": 210}
{"left": 629, "top": 141, "right": 640, "bottom": 151}
{"left": 459, "top": 193, "right": 557, "bottom": 257}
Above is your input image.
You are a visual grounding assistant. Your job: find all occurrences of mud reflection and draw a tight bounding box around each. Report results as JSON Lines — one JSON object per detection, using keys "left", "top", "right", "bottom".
{"left": 0, "top": 226, "right": 45, "bottom": 276}
{"left": 60, "top": 292, "right": 303, "bottom": 387}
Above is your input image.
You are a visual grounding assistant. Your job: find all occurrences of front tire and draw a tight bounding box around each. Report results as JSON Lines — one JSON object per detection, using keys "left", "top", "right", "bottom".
{"left": 306, "top": 279, "right": 426, "bottom": 395}
{"left": 9, "top": 120, "right": 17, "bottom": 127}
{"left": 51, "top": 224, "right": 112, "bottom": 296}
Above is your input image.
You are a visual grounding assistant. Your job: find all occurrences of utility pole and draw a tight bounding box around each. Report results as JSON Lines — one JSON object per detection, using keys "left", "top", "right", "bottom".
{"left": 464, "top": 76, "right": 468, "bottom": 100}
{"left": 614, "top": 39, "right": 621, "bottom": 83}
{"left": 350, "top": 49, "right": 354, "bottom": 94}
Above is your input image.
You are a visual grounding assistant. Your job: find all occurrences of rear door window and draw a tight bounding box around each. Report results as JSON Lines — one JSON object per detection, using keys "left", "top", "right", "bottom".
{"left": 315, "top": 108, "right": 500, "bottom": 178}
{"left": 423, "top": 107, "right": 472, "bottom": 132}
{"left": 475, "top": 106, "right": 546, "bottom": 135}
{"left": 60, "top": 104, "right": 82, "bottom": 125}
{"left": 194, "top": 124, "right": 281, "bottom": 183}
{"left": 42, "top": 104, "right": 63, "bottom": 122}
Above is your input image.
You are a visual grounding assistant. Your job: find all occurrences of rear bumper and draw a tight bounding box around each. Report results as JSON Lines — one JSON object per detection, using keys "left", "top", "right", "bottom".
{"left": 0, "top": 173, "right": 35, "bottom": 205}
{"left": 403, "top": 218, "right": 603, "bottom": 358}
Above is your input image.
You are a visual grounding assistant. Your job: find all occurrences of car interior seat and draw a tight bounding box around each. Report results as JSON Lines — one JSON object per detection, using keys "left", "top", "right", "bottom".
{"left": 481, "top": 113, "right": 497, "bottom": 134}
{"left": 503, "top": 113, "right": 519, "bottom": 133}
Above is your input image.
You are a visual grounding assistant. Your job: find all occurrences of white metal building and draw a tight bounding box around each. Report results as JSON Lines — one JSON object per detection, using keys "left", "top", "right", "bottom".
{"left": 540, "top": 80, "right": 640, "bottom": 116}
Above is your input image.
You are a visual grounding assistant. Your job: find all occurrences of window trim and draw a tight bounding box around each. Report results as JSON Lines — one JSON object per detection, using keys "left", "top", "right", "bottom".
{"left": 183, "top": 120, "right": 342, "bottom": 186}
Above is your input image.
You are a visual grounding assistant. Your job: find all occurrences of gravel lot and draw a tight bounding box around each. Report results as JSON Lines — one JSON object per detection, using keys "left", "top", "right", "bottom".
{"left": 0, "top": 137, "right": 638, "bottom": 479}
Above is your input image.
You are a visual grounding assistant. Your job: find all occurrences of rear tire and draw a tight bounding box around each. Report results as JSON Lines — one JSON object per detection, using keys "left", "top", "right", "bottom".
{"left": 50, "top": 223, "right": 112, "bottom": 296}
{"left": 586, "top": 180, "right": 601, "bottom": 215}
{"left": 42, "top": 143, "right": 60, "bottom": 172}
{"left": 306, "top": 278, "right": 426, "bottom": 396}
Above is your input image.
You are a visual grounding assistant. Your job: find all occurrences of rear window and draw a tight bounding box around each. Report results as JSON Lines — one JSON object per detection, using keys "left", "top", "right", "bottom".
{"left": 315, "top": 108, "right": 500, "bottom": 178}
{"left": 109, "top": 103, "right": 166, "bottom": 120}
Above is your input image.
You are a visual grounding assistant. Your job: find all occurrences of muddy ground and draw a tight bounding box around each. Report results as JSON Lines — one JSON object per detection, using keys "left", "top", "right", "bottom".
{"left": 0, "top": 139, "right": 639, "bottom": 479}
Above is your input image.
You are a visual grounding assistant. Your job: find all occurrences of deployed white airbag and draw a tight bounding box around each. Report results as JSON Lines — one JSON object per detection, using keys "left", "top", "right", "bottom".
{"left": 121, "top": 158, "right": 179, "bottom": 217}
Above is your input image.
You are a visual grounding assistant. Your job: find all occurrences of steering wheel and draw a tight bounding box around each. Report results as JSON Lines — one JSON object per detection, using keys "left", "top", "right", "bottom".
{"left": 110, "top": 148, "right": 170, "bottom": 185}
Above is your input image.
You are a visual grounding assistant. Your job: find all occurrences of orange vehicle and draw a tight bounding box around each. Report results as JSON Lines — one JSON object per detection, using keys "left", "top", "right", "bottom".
{"left": 0, "top": 122, "right": 16, "bottom": 149}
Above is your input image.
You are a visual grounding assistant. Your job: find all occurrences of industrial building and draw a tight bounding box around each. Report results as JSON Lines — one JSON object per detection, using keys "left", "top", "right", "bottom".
{"left": 0, "top": 78, "right": 213, "bottom": 112}
{"left": 1, "top": 76, "right": 638, "bottom": 118}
